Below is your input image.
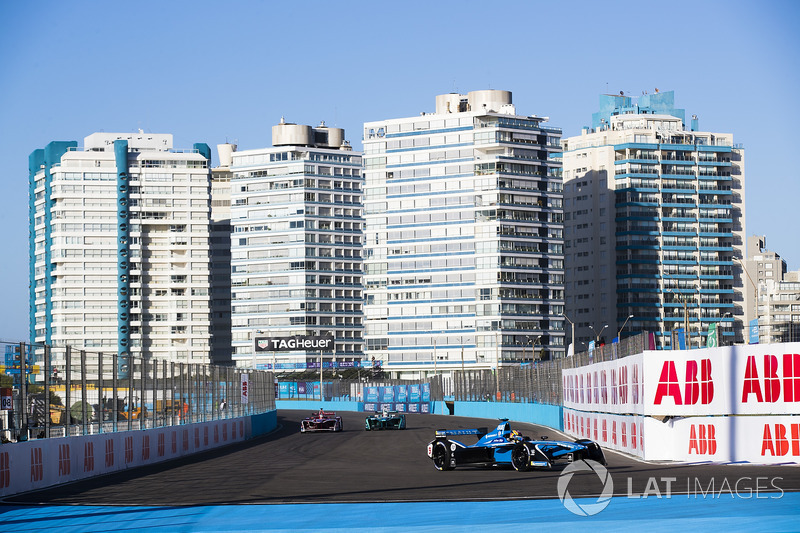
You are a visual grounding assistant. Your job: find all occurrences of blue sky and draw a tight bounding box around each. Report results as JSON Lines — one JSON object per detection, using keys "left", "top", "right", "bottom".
{"left": 0, "top": 0, "right": 798, "bottom": 342}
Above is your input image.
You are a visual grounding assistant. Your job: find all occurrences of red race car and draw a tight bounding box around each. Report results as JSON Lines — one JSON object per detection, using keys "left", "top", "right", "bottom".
{"left": 300, "top": 409, "right": 343, "bottom": 432}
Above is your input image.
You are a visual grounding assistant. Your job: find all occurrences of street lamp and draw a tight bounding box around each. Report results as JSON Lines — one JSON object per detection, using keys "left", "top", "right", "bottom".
{"left": 666, "top": 288, "right": 691, "bottom": 349}
{"left": 561, "top": 313, "right": 575, "bottom": 356}
{"left": 714, "top": 312, "right": 731, "bottom": 346}
{"left": 589, "top": 324, "right": 608, "bottom": 343}
{"left": 734, "top": 257, "right": 758, "bottom": 338}
{"left": 526, "top": 335, "right": 542, "bottom": 363}
{"left": 433, "top": 338, "right": 437, "bottom": 376}
{"left": 617, "top": 314, "right": 634, "bottom": 342}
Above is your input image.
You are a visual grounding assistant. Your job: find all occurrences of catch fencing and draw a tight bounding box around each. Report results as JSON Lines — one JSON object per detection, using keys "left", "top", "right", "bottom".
{"left": 0, "top": 341, "right": 275, "bottom": 442}
{"left": 451, "top": 333, "right": 652, "bottom": 404}
{"left": 272, "top": 334, "right": 651, "bottom": 407}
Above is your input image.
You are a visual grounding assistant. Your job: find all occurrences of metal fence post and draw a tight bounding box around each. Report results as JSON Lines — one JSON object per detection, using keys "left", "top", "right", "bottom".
{"left": 43, "top": 344, "right": 50, "bottom": 438}
{"left": 112, "top": 352, "right": 118, "bottom": 432}
{"left": 18, "top": 343, "right": 28, "bottom": 441}
{"left": 141, "top": 357, "right": 148, "bottom": 430}
{"left": 80, "top": 350, "right": 88, "bottom": 436}
{"left": 127, "top": 356, "right": 133, "bottom": 432}
{"left": 98, "top": 352, "right": 104, "bottom": 433}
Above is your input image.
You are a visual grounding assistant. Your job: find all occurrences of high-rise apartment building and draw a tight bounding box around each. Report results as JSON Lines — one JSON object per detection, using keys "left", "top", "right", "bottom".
{"left": 362, "top": 90, "right": 565, "bottom": 379}
{"left": 742, "top": 235, "right": 787, "bottom": 329}
{"left": 562, "top": 91, "right": 746, "bottom": 349}
{"left": 229, "top": 121, "right": 364, "bottom": 370}
{"left": 29, "top": 132, "right": 215, "bottom": 366}
{"left": 757, "top": 272, "right": 800, "bottom": 344}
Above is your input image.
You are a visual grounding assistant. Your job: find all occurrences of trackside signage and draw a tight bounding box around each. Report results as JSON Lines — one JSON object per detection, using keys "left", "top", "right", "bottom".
{"left": 564, "top": 343, "right": 800, "bottom": 417}
{"left": 562, "top": 342, "right": 800, "bottom": 464}
{"left": 643, "top": 344, "right": 800, "bottom": 416}
{"left": 562, "top": 354, "right": 645, "bottom": 415}
{"left": 254, "top": 335, "right": 334, "bottom": 352}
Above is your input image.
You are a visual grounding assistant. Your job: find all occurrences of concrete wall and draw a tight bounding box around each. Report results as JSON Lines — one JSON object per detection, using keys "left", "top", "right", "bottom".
{"left": 277, "top": 399, "right": 562, "bottom": 429}
{"left": 0, "top": 410, "right": 277, "bottom": 497}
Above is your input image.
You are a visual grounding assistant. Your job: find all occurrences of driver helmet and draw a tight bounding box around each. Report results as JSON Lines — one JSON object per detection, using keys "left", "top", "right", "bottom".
{"left": 509, "top": 430, "right": 523, "bottom": 441}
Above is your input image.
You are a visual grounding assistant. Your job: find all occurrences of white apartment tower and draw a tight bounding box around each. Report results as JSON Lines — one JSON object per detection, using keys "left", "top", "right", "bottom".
{"left": 562, "top": 91, "right": 746, "bottom": 349}
{"left": 362, "top": 90, "right": 565, "bottom": 379}
{"left": 742, "top": 235, "right": 787, "bottom": 330}
{"left": 29, "top": 132, "right": 214, "bottom": 367}
{"left": 229, "top": 121, "right": 364, "bottom": 371}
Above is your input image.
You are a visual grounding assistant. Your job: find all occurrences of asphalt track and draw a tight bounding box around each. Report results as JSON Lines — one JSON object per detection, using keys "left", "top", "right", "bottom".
{"left": 5, "top": 410, "right": 799, "bottom": 505}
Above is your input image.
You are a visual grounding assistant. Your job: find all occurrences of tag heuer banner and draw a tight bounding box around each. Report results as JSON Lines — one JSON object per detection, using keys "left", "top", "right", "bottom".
{"left": 254, "top": 335, "right": 334, "bottom": 352}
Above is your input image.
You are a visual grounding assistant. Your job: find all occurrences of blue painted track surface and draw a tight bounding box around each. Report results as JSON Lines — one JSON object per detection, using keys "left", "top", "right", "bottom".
{"left": 2, "top": 493, "right": 798, "bottom": 532}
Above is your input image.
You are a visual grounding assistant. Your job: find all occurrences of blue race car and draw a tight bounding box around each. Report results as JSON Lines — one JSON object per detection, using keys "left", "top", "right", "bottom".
{"left": 365, "top": 407, "right": 407, "bottom": 430}
{"left": 426, "top": 419, "right": 606, "bottom": 471}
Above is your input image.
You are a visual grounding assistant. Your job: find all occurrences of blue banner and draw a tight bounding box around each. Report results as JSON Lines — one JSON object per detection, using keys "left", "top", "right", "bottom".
{"left": 409, "top": 384, "right": 420, "bottom": 403}
{"left": 365, "top": 386, "right": 379, "bottom": 402}
{"left": 749, "top": 319, "right": 759, "bottom": 344}
{"left": 396, "top": 385, "right": 408, "bottom": 403}
{"left": 381, "top": 386, "right": 395, "bottom": 403}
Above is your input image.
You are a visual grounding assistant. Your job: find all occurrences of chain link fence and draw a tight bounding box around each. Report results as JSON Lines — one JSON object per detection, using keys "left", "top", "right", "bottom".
{"left": 0, "top": 341, "right": 275, "bottom": 442}
{"left": 451, "top": 333, "right": 650, "bottom": 404}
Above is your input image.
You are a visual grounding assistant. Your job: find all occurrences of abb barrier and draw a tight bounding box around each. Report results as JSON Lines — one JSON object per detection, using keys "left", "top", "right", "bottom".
{"left": 561, "top": 342, "right": 800, "bottom": 463}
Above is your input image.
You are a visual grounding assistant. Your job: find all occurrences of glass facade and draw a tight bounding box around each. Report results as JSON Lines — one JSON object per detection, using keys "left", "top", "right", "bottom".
{"left": 363, "top": 91, "right": 565, "bottom": 378}
{"left": 563, "top": 92, "right": 745, "bottom": 350}
{"left": 229, "top": 142, "right": 364, "bottom": 370}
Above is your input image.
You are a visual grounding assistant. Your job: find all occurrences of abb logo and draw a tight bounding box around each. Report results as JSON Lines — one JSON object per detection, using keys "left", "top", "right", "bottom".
{"left": 688, "top": 424, "right": 717, "bottom": 455}
{"left": 124, "top": 437, "right": 134, "bottom": 464}
{"left": 214, "top": 425, "right": 219, "bottom": 444}
{"left": 158, "top": 433, "right": 165, "bottom": 457}
{"left": 58, "top": 444, "right": 71, "bottom": 476}
{"left": 617, "top": 366, "right": 629, "bottom": 404}
{"left": 194, "top": 428, "right": 200, "bottom": 449}
{"left": 742, "top": 353, "right": 800, "bottom": 403}
{"left": 183, "top": 429, "right": 190, "bottom": 451}
{"left": 84, "top": 442, "right": 94, "bottom": 472}
{"left": 30, "top": 448, "right": 43, "bottom": 482}
{"left": 761, "top": 423, "right": 800, "bottom": 456}
{"left": 203, "top": 426, "right": 209, "bottom": 446}
{"left": 105, "top": 439, "right": 114, "bottom": 468}
{"left": 142, "top": 435, "right": 150, "bottom": 461}
{"left": 222, "top": 423, "right": 228, "bottom": 441}
{"left": 0, "top": 451, "right": 9, "bottom": 489}
{"left": 171, "top": 431, "right": 177, "bottom": 454}
{"left": 654, "top": 359, "right": 714, "bottom": 405}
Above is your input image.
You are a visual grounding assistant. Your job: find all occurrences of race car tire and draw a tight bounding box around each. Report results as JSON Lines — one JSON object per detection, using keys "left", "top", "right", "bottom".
{"left": 432, "top": 441, "right": 454, "bottom": 471}
{"left": 511, "top": 443, "right": 532, "bottom": 472}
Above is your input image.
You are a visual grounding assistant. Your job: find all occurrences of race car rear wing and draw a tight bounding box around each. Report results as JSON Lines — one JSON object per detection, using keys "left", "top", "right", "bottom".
{"left": 435, "top": 428, "right": 488, "bottom": 438}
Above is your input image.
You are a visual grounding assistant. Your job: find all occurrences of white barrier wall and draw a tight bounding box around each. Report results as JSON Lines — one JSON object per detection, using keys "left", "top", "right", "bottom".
{"left": 0, "top": 418, "right": 250, "bottom": 497}
{"left": 562, "top": 342, "right": 800, "bottom": 463}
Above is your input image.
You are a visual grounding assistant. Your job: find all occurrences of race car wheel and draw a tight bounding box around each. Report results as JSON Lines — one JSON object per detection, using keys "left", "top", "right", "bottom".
{"left": 432, "top": 441, "right": 453, "bottom": 471}
{"left": 511, "top": 443, "right": 532, "bottom": 472}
